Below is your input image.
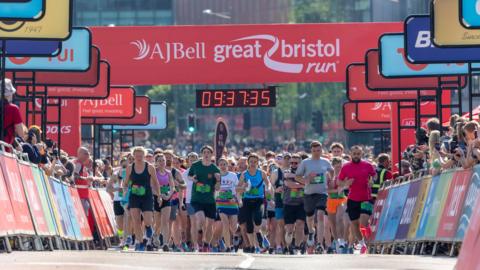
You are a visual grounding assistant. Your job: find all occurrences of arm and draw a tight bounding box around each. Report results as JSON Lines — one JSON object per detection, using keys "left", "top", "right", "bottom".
{"left": 165, "top": 172, "right": 176, "bottom": 200}
{"left": 14, "top": 123, "right": 25, "bottom": 139}
{"left": 295, "top": 161, "right": 307, "bottom": 184}
{"left": 236, "top": 172, "right": 247, "bottom": 195}
{"left": 261, "top": 170, "right": 272, "bottom": 194}
{"left": 122, "top": 166, "right": 131, "bottom": 194}
{"left": 174, "top": 171, "right": 187, "bottom": 190}
{"left": 149, "top": 165, "right": 160, "bottom": 197}
{"left": 106, "top": 175, "right": 116, "bottom": 198}
{"left": 284, "top": 179, "right": 305, "bottom": 189}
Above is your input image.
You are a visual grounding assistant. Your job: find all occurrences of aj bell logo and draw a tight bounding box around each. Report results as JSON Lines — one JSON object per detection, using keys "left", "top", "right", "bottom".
{"left": 130, "top": 35, "right": 341, "bottom": 74}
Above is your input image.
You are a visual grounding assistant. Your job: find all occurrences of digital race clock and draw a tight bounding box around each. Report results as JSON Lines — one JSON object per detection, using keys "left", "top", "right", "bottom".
{"left": 196, "top": 87, "right": 276, "bottom": 108}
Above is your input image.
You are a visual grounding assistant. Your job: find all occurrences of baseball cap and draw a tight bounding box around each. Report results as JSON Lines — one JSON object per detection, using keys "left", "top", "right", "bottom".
{"left": 3, "top": 78, "right": 16, "bottom": 97}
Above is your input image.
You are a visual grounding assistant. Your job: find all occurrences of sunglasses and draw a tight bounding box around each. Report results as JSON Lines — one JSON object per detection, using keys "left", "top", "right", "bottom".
{"left": 290, "top": 162, "right": 299, "bottom": 165}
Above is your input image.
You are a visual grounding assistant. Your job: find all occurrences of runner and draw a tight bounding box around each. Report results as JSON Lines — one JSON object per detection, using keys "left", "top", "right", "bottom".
{"left": 326, "top": 157, "right": 348, "bottom": 253}
{"left": 107, "top": 157, "right": 128, "bottom": 247}
{"left": 270, "top": 153, "right": 289, "bottom": 254}
{"left": 238, "top": 153, "right": 271, "bottom": 253}
{"left": 123, "top": 147, "right": 162, "bottom": 251}
{"left": 188, "top": 146, "right": 221, "bottom": 252}
{"left": 182, "top": 152, "right": 199, "bottom": 251}
{"left": 283, "top": 154, "right": 306, "bottom": 255}
{"left": 296, "top": 141, "right": 334, "bottom": 254}
{"left": 215, "top": 157, "right": 240, "bottom": 252}
{"left": 152, "top": 154, "right": 176, "bottom": 251}
{"left": 167, "top": 152, "right": 187, "bottom": 251}
{"left": 338, "top": 146, "right": 376, "bottom": 254}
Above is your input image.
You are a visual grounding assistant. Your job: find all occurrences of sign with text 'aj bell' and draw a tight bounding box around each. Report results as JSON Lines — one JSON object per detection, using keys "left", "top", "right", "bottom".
{"left": 111, "top": 103, "right": 167, "bottom": 130}
{"left": 0, "top": 0, "right": 44, "bottom": 20}
{"left": 0, "top": 0, "right": 71, "bottom": 40}
{"left": 5, "top": 28, "right": 91, "bottom": 71}
{"left": 379, "top": 34, "right": 469, "bottom": 78}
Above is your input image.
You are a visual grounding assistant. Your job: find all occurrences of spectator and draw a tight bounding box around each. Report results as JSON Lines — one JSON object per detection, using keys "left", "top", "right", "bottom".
{"left": 2, "top": 78, "right": 25, "bottom": 145}
{"left": 60, "top": 155, "right": 75, "bottom": 184}
{"left": 426, "top": 118, "right": 441, "bottom": 135}
{"left": 428, "top": 131, "right": 444, "bottom": 175}
{"left": 21, "top": 128, "right": 42, "bottom": 164}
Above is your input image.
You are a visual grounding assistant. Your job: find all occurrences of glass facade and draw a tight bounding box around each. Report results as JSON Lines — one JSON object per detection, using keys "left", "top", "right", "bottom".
{"left": 74, "top": 0, "right": 173, "bottom": 26}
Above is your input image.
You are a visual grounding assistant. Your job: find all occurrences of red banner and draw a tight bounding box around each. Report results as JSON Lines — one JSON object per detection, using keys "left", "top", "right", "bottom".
{"left": 347, "top": 64, "right": 436, "bottom": 101}
{"left": 357, "top": 102, "right": 391, "bottom": 123}
{"left": 343, "top": 103, "right": 389, "bottom": 131}
{"left": 0, "top": 155, "right": 35, "bottom": 235}
{"left": 82, "top": 96, "right": 150, "bottom": 125}
{"left": 365, "top": 50, "right": 466, "bottom": 90}
{"left": 20, "top": 99, "right": 81, "bottom": 156}
{"left": 13, "top": 47, "right": 100, "bottom": 88}
{"left": 437, "top": 169, "right": 472, "bottom": 240}
{"left": 17, "top": 162, "right": 50, "bottom": 236}
{"left": 80, "top": 87, "right": 135, "bottom": 118}
{"left": 0, "top": 157, "right": 17, "bottom": 236}
{"left": 69, "top": 187, "right": 93, "bottom": 240}
{"left": 91, "top": 23, "right": 402, "bottom": 85}
{"left": 456, "top": 192, "right": 480, "bottom": 270}
{"left": 88, "top": 190, "right": 114, "bottom": 238}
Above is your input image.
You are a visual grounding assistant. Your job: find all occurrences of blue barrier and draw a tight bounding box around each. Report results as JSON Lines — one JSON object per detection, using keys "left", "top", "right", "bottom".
{"left": 456, "top": 166, "right": 480, "bottom": 241}
{"left": 415, "top": 175, "right": 441, "bottom": 240}
{"left": 375, "top": 182, "right": 410, "bottom": 242}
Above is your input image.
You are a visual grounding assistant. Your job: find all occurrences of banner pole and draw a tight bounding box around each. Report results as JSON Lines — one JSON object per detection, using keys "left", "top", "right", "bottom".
{"left": 0, "top": 40, "right": 5, "bottom": 142}
{"left": 469, "top": 64, "right": 473, "bottom": 121}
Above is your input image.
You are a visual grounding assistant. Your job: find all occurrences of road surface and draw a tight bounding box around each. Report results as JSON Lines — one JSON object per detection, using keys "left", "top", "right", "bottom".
{"left": 0, "top": 251, "right": 456, "bottom": 270}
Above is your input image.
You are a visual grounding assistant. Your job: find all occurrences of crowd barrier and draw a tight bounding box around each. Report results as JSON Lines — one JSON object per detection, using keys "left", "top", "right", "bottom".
{"left": 0, "top": 142, "right": 117, "bottom": 252}
{"left": 370, "top": 166, "right": 480, "bottom": 259}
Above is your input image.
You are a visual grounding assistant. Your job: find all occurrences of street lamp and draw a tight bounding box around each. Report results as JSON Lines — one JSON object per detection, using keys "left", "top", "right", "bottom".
{"left": 202, "top": 9, "right": 232, "bottom": 20}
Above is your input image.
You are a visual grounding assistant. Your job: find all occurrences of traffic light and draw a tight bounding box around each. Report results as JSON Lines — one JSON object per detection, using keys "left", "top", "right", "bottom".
{"left": 311, "top": 111, "right": 324, "bottom": 135}
{"left": 188, "top": 114, "right": 196, "bottom": 133}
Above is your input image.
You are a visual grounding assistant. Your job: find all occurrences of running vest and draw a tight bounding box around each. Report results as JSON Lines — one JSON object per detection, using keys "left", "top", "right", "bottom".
{"left": 129, "top": 162, "right": 152, "bottom": 197}
{"left": 157, "top": 170, "right": 170, "bottom": 196}
{"left": 243, "top": 169, "right": 265, "bottom": 199}
{"left": 372, "top": 167, "right": 387, "bottom": 199}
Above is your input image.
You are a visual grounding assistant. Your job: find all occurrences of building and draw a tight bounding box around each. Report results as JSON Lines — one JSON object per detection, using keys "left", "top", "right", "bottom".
{"left": 73, "top": 0, "right": 173, "bottom": 26}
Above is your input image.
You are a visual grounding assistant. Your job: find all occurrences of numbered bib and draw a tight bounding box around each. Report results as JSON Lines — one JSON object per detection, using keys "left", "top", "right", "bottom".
{"left": 218, "top": 190, "right": 233, "bottom": 200}
{"left": 196, "top": 183, "right": 211, "bottom": 193}
{"left": 290, "top": 189, "right": 304, "bottom": 198}
{"left": 247, "top": 187, "right": 260, "bottom": 196}
{"left": 131, "top": 185, "right": 146, "bottom": 196}
{"left": 160, "top": 186, "right": 170, "bottom": 195}
{"left": 313, "top": 174, "right": 325, "bottom": 184}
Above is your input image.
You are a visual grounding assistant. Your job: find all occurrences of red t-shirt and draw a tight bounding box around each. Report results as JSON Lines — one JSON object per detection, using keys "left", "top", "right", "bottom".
{"left": 338, "top": 160, "right": 376, "bottom": 202}
{"left": 74, "top": 159, "right": 90, "bottom": 198}
{"left": 3, "top": 102, "right": 22, "bottom": 144}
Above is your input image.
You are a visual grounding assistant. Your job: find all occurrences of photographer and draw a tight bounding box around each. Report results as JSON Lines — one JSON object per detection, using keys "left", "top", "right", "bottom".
{"left": 21, "top": 128, "right": 42, "bottom": 164}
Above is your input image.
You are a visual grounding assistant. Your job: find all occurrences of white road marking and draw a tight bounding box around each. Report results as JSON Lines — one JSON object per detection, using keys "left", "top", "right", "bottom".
{"left": 238, "top": 253, "right": 255, "bottom": 269}
{"left": 13, "top": 262, "right": 162, "bottom": 270}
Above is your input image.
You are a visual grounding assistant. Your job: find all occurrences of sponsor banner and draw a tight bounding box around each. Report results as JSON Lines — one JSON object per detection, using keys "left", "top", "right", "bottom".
{"left": 346, "top": 64, "right": 435, "bottom": 102}
{"left": 88, "top": 189, "right": 115, "bottom": 238}
{"left": 61, "top": 183, "right": 82, "bottom": 241}
{"left": 69, "top": 187, "right": 93, "bottom": 240}
{"left": 461, "top": 0, "right": 480, "bottom": 29}
{"left": 437, "top": 169, "right": 472, "bottom": 240}
{"left": 80, "top": 87, "right": 135, "bottom": 119}
{"left": 343, "top": 102, "right": 390, "bottom": 132}
{"left": 370, "top": 188, "right": 390, "bottom": 241}
{"left": 379, "top": 34, "right": 468, "bottom": 78}
{"left": 91, "top": 23, "right": 402, "bottom": 85}
{"left": 455, "top": 183, "right": 480, "bottom": 270}
{"left": 456, "top": 166, "right": 480, "bottom": 240}
{"left": 110, "top": 102, "right": 165, "bottom": 130}
{"left": 0, "top": 0, "right": 44, "bottom": 20}
{"left": 98, "top": 189, "right": 116, "bottom": 233}
{"left": 31, "top": 166, "right": 58, "bottom": 236}
{"left": 0, "top": 40, "right": 61, "bottom": 57}
{"left": 424, "top": 171, "right": 454, "bottom": 239}
{"left": 405, "top": 15, "right": 480, "bottom": 63}
{"left": 17, "top": 161, "right": 50, "bottom": 236}
{"left": 415, "top": 175, "right": 441, "bottom": 240}
{"left": 41, "top": 171, "right": 64, "bottom": 237}
{"left": 357, "top": 102, "right": 391, "bottom": 123}
{"left": 407, "top": 176, "right": 432, "bottom": 240}
{"left": 0, "top": 0, "right": 71, "bottom": 40}
{"left": 215, "top": 118, "right": 228, "bottom": 162}
{"left": 433, "top": 0, "right": 480, "bottom": 47}
{"left": 49, "top": 178, "right": 75, "bottom": 240}
{"left": 6, "top": 28, "right": 91, "bottom": 71}
{"left": 0, "top": 154, "right": 35, "bottom": 234}
{"left": 395, "top": 179, "right": 422, "bottom": 240}
{"left": 84, "top": 96, "right": 150, "bottom": 125}
{"left": 19, "top": 99, "right": 81, "bottom": 156}
{"left": 0, "top": 155, "right": 17, "bottom": 236}
{"left": 375, "top": 183, "right": 410, "bottom": 242}
{"left": 365, "top": 50, "right": 465, "bottom": 91}
{"left": 14, "top": 46, "right": 100, "bottom": 87}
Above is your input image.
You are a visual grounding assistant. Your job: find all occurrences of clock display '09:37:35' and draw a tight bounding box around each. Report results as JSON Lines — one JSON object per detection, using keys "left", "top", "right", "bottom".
{"left": 196, "top": 87, "right": 277, "bottom": 108}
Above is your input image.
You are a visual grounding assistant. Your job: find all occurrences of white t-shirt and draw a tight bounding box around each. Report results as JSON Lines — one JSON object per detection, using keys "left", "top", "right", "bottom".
{"left": 219, "top": 172, "right": 239, "bottom": 195}
{"left": 182, "top": 168, "right": 193, "bottom": 204}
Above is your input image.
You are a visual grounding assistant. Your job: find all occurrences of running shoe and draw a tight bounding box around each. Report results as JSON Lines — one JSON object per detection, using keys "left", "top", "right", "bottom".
{"left": 262, "top": 236, "right": 270, "bottom": 250}
{"left": 348, "top": 247, "right": 354, "bottom": 254}
{"left": 327, "top": 246, "right": 335, "bottom": 254}
{"left": 146, "top": 244, "right": 154, "bottom": 252}
{"left": 256, "top": 233, "right": 264, "bottom": 248}
{"left": 162, "top": 244, "right": 170, "bottom": 252}
{"left": 125, "top": 236, "right": 133, "bottom": 247}
{"left": 358, "top": 243, "right": 368, "bottom": 255}
{"left": 315, "top": 244, "right": 324, "bottom": 254}
{"left": 288, "top": 246, "right": 295, "bottom": 255}
{"left": 268, "top": 247, "right": 274, "bottom": 254}
{"left": 307, "top": 233, "right": 315, "bottom": 247}
{"left": 300, "top": 243, "right": 307, "bottom": 255}
{"left": 211, "top": 246, "right": 219, "bottom": 253}
{"left": 226, "top": 247, "right": 231, "bottom": 253}
{"left": 275, "top": 247, "right": 284, "bottom": 254}
{"left": 135, "top": 243, "right": 145, "bottom": 252}
{"left": 219, "top": 239, "right": 226, "bottom": 252}
{"left": 152, "top": 235, "right": 161, "bottom": 248}
{"left": 172, "top": 246, "right": 182, "bottom": 252}
{"left": 181, "top": 242, "right": 190, "bottom": 252}
{"left": 285, "top": 233, "right": 293, "bottom": 246}
{"left": 255, "top": 247, "right": 261, "bottom": 254}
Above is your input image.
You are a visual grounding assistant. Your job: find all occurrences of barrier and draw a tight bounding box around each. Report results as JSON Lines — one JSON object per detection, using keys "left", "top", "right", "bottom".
{"left": 456, "top": 166, "right": 480, "bottom": 241}
{"left": 423, "top": 170, "right": 453, "bottom": 240}
{"left": 407, "top": 176, "right": 432, "bottom": 240}
{"left": 49, "top": 178, "right": 76, "bottom": 240}
{"left": 88, "top": 189, "right": 115, "bottom": 239}
{"left": 395, "top": 179, "right": 422, "bottom": 241}
{"left": 31, "top": 166, "right": 59, "bottom": 236}
{"left": 69, "top": 187, "right": 93, "bottom": 240}
{"left": 375, "top": 182, "right": 410, "bottom": 242}
{"left": 0, "top": 154, "right": 18, "bottom": 236}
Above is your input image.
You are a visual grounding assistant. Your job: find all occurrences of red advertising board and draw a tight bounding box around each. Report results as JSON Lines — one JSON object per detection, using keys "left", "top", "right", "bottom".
{"left": 69, "top": 187, "right": 93, "bottom": 240}
{"left": 88, "top": 190, "right": 114, "bottom": 238}
{"left": 13, "top": 46, "right": 101, "bottom": 88}
{"left": 0, "top": 154, "right": 35, "bottom": 235}
{"left": 437, "top": 169, "right": 472, "bottom": 240}
{"left": 456, "top": 192, "right": 480, "bottom": 270}
{"left": 357, "top": 102, "right": 391, "bottom": 123}
{"left": 91, "top": 23, "right": 402, "bottom": 85}
{"left": 346, "top": 64, "right": 436, "bottom": 102}
{"left": 343, "top": 103, "right": 389, "bottom": 131}
{"left": 20, "top": 99, "right": 81, "bottom": 156}
{"left": 365, "top": 50, "right": 466, "bottom": 90}
{"left": 80, "top": 87, "right": 135, "bottom": 118}
{"left": 17, "top": 162, "right": 50, "bottom": 236}
{"left": 82, "top": 96, "right": 150, "bottom": 125}
{"left": 0, "top": 158, "right": 17, "bottom": 236}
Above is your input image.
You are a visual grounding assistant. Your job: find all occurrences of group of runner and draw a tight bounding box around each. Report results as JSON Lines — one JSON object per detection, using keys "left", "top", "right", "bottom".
{"left": 105, "top": 141, "right": 393, "bottom": 254}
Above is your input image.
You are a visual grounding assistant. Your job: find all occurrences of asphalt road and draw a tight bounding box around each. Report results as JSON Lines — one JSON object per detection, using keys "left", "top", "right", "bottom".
{"left": 0, "top": 251, "right": 456, "bottom": 270}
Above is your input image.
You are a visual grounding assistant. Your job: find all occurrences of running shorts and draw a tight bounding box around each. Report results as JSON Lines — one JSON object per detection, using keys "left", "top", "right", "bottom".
{"left": 303, "top": 194, "right": 328, "bottom": 216}
{"left": 128, "top": 194, "right": 154, "bottom": 212}
{"left": 191, "top": 202, "right": 217, "bottom": 220}
{"left": 326, "top": 197, "right": 347, "bottom": 215}
{"left": 113, "top": 201, "right": 125, "bottom": 216}
{"left": 346, "top": 199, "right": 373, "bottom": 221}
{"left": 283, "top": 204, "right": 306, "bottom": 225}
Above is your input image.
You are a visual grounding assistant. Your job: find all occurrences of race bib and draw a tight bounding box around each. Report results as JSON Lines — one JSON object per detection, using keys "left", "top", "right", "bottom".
{"left": 196, "top": 183, "right": 211, "bottom": 193}
{"left": 131, "top": 184, "right": 146, "bottom": 196}
{"left": 290, "top": 189, "right": 304, "bottom": 198}
{"left": 247, "top": 187, "right": 260, "bottom": 196}
{"left": 313, "top": 174, "right": 325, "bottom": 184}
{"left": 218, "top": 190, "right": 233, "bottom": 200}
{"left": 361, "top": 201, "right": 373, "bottom": 212}
{"left": 160, "top": 186, "right": 170, "bottom": 195}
